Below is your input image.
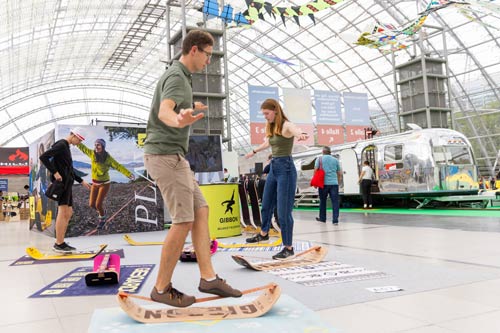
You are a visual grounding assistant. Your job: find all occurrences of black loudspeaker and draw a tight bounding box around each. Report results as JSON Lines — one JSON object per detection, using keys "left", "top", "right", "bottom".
{"left": 255, "top": 162, "right": 263, "bottom": 175}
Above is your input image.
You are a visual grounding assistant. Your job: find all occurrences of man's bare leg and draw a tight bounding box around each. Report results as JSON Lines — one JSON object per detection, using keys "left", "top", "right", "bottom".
{"left": 55, "top": 205, "right": 72, "bottom": 244}
{"left": 154, "top": 222, "right": 192, "bottom": 291}
{"left": 193, "top": 206, "right": 242, "bottom": 297}
{"left": 191, "top": 206, "right": 216, "bottom": 279}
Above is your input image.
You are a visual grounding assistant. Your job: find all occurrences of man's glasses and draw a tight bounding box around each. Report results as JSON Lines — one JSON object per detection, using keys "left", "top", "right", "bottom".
{"left": 198, "top": 47, "right": 212, "bottom": 60}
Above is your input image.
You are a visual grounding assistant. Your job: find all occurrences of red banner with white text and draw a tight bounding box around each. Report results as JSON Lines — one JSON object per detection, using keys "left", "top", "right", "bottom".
{"left": 0, "top": 147, "right": 29, "bottom": 175}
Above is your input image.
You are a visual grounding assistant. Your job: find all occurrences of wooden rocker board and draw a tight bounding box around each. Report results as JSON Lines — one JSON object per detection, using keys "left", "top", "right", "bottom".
{"left": 85, "top": 253, "right": 120, "bottom": 286}
{"left": 25, "top": 244, "right": 108, "bottom": 260}
{"left": 218, "top": 237, "right": 282, "bottom": 249}
{"left": 117, "top": 283, "right": 280, "bottom": 323}
{"left": 232, "top": 246, "right": 327, "bottom": 271}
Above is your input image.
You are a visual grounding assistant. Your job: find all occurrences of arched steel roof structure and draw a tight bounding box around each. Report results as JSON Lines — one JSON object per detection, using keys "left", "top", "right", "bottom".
{"left": 1, "top": 0, "right": 499, "bottom": 174}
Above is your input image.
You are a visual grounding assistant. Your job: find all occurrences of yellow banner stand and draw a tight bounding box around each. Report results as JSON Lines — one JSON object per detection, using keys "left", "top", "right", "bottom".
{"left": 200, "top": 183, "right": 241, "bottom": 238}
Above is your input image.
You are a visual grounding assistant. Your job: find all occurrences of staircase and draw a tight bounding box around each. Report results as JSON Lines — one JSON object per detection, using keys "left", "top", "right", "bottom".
{"left": 294, "top": 190, "right": 320, "bottom": 207}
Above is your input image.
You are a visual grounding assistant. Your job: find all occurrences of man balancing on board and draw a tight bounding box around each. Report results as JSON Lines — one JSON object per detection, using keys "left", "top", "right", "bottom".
{"left": 143, "top": 29, "right": 242, "bottom": 307}
{"left": 39, "top": 127, "right": 91, "bottom": 253}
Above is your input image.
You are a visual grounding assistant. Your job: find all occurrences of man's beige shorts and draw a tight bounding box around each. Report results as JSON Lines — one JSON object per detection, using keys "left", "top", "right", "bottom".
{"left": 144, "top": 154, "right": 207, "bottom": 223}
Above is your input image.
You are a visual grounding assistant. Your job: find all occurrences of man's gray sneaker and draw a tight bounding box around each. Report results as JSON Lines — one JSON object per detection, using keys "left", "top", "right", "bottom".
{"left": 199, "top": 275, "right": 242, "bottom": 297}
{"left": 150, "top": 284, "right": 195, "bottom": 307}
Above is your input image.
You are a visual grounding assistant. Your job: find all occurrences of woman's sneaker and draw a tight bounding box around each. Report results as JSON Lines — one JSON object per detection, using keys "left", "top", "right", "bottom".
{"left": 272, "top": 247, "right": 294, "bottom": 260}
{"left": 150, "top": 283, "right": 195, "bottom": 307}
{"left": 53, "top": 242, "right": 76, "bottom": 253}
{"left": 245, "top": 233, "right": 269, "bottom": 243}
{"left": 199, "top": 275, "right": 242, "bottom": 297}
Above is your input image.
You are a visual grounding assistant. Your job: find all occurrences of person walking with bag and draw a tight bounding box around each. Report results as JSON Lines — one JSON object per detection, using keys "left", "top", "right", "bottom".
{"left": 245, "top": 98, "right": 308, "bottom": 260}
{"left": 358, "top": 160, "right": 374, "bottom": 209}
{"left": 315, "top": 146, "right": 342, "bottom": 224}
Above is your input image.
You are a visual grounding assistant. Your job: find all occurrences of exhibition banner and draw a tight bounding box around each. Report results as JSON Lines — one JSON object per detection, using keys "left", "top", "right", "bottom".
{"left": 345, "top": 125, "right": 368, "bottom": 142}
{"left": 314, "top": 90, "right": 344, "bottom": 145}
{"left": 283, "top": 88, "right": 314, "bottom": 145}
{"left": 315, "top": 90, "right": 342, "bottom": 124}
{"left": 248, "top": 85, "right": 279, "bottom": 122}
{"left": 200, "top": 183, "right": 241, "bottom": 238}
{"left": 250, "top": 123, "right": 267, "bottom": 145}
{"left": 344, "top": 92, "right": 370, "bottom": 125}
{"left": 344, "top": 92, "right": 370, "bottom": 142}
{"left": 248, "top": 85, "right": 279, "bottom": 144}
{"left": 57, "top": 125, "right": 166, "bottom": 237}
{"left": 0, "top": 147, "right": 29, "bottom": 174}
{"left": 29, "top": 130, "right": 57, "bottom": 234}
{"left": 316, "top": 125, "right": 344, "bottom": 145}
{"left": 28, "top": 125, "right": 166, "bottom": 238}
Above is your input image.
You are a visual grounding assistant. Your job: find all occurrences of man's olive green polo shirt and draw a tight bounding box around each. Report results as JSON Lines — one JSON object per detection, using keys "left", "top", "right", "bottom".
{"left": 144, "top": 60, "right": 193, "bottom": 156}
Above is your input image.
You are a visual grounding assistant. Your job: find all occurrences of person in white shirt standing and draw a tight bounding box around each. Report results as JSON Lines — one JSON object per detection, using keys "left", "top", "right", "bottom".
{"left": 358, "top": 160, "right": 374, "bottom": 209}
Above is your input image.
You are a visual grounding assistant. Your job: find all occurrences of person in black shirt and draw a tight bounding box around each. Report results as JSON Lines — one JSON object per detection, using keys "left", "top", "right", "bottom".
{"left": 39, "top": 127, "right": 91, "bottom": 253}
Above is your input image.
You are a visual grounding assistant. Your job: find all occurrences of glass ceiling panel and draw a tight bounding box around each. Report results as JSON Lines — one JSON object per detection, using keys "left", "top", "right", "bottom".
{"left": 0, "top": 0, "right": 498, "bottom": 171}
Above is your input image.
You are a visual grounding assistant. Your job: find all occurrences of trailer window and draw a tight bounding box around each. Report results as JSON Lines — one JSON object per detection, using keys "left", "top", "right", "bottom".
{"left": 433, "top": 146, "right": 448, "bottom": 164}
{"left": 446, "top": 146, "right": 472, "bottom": 165}
{"left": 385, "top": 145, "right": 403, "bottom": 162}
{"left": 384, "top": 145, "right": 403, "bottom": 170}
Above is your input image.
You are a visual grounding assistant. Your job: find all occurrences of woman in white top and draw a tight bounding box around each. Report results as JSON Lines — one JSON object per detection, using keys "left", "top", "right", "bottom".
{"left": 358, "top": 160, "right": 374, "bottom": 209}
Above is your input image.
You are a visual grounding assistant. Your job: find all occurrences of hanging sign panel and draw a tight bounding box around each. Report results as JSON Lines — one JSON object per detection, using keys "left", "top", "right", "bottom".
{"left": 344, "top": 92, "right": 370, "bottom": 142}
{"left": 344, "top": 92, "right": 370, "bottom": 125}
{"left": 315, "top": 90, "right": 344, "bottom": 145}
{"left": 283, "top": 88, "right": 314, "bottom": 145}
{"left": 248, "top": 85, "right": 279, "bottom": 144}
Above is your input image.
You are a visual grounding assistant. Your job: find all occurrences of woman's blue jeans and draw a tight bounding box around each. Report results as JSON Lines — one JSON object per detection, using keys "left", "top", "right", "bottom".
{"left": 260, "top": 156, "right": 297, "bottom": 247}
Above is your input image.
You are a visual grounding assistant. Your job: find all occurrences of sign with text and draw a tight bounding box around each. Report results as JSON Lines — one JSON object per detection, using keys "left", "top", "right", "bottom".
{"left": 30, "top": 264, "right": 154, "bottom": 297}
{"left": 315, "top": 90, "right": 342, "bottom": 124}
{"left": 29, "top": 125, "right": 166, "bottom": 238}
{"left": 315, "top": 90, "right": 344, "bottom": 145}
{"left": 283, "top": 88, "right": 314, "bottom": 145}
{"left": 248, "top": 85, "right": 279, "bottom": 144}
{"left": 200, "top": 183, "right": 241, "bottom": 238}
{"left": 344, "top": 92, "right": 370, "bottom": 126}
{"left": 345, "top": 125, "right": 367, "bottom": 142}
{"left": 317, "top": 125, "right": 344, "bottom": 145}
{"left": 0, "top": 147, "right": 29, "bottom": 174}
{"left": 248, "top": 85, "right": 279, "bottom": 123}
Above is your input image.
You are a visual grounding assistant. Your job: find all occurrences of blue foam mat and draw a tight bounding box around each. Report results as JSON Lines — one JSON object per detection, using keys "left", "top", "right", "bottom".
{"left": 88, "top": 294, "right": 337, "bottom": 332}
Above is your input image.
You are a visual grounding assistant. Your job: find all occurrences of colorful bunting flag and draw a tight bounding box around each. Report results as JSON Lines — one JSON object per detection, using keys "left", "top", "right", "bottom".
{"left": 354, "top": 0, "right": 499, "bottom": 53}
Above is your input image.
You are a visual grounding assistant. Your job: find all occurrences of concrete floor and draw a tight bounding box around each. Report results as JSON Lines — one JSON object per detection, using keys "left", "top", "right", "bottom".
{"left": 1, "top": 208, "right": 500, "bottom": 332}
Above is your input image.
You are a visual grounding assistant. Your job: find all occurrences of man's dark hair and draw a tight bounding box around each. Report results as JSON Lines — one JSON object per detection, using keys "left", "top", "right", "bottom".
{"left": 322, "top": 146, "right": 331, "bottom": 155}
{"left": 182, "top": 30, "right": 214, "bottom": 55}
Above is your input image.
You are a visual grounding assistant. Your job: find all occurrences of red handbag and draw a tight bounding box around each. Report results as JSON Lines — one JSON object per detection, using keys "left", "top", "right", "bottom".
{"left": 310, "top": 157, "right": 325, "bottom": 188}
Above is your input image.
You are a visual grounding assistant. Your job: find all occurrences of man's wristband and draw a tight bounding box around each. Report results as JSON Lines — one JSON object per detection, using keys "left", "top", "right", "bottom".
{"left": 253, "top": 150, "right": 257, "bottom": 154}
